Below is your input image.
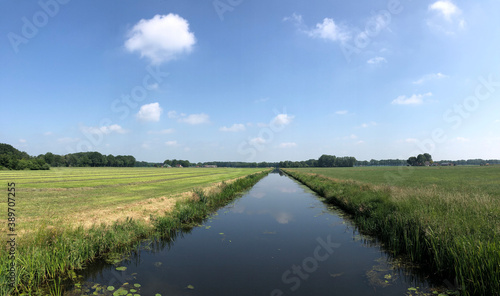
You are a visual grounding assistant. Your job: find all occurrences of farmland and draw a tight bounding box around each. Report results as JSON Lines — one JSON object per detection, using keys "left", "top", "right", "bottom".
{"left": 0, "top": 167, "right": 267, "bottom": 233}
{"left": 0, "top": 167, "right": 269, "bottom": 295}
{"left": 283, "top": 166, "right": 500, "bottom": 296}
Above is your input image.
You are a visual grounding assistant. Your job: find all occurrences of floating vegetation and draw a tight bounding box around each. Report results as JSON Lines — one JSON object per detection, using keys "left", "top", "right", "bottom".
{"left": 153, "top": 261, "right": 163, "bottom": 267}
{"left": 187, "top": 284, "right": 195, "bottom": 289}
{"left": 366, "top": 260, "right": 398, "bottom": 288}
{"left": 115, "top": 266, "right": 127, "bottom": 271}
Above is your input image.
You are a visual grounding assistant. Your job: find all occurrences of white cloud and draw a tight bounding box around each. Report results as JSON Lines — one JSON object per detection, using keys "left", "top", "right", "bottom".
{"left": 356, "top": 140, "right": 365, "bottom": 145}
{"left": 271, "top": 114, "right": 294, "bottom": 127}
{"left": 360, "top": 122, "right": 377, "bottom": 128}
{"left": 43, "top": 132, "right": 53, "bottom": 136}
{"left": 455, "top": 137, "right": 470, "bottom": 142}
{"left": 335, "top": 110, "right": 348, "bottom": 115}
{"left": 494, "top": 120, "right": 500, "bottom": 123}
{"left": 413, "top": 72, "right": 448, "bottom": 84}
{"left": 147, "top": 128, "right": 175, "bottom": 135}
{"left": 427, "top": 0, "right": 465, "bottom": 33}
{"left": 249, "top": 137, "right": 266, "bottom": 145}
{"left": 285, "top": 14, "right": 350, "bottom": 43}
{"left": 125, "top": 14, "right": 196, "bottom": 64}
{"left": 257, "top": 122, "right": 268, "bottom": 128}
{"left": 136, "top": 102, "right": 163, "bottom": 122}
{"left": 429, "top": 0, "right": 460, "bottom": 21}
{"left": 392, "top": 92, "right": 432, "bottom": 105}
{"left": 220, "top": 124, "right": 246, "bottom": 132}
{"left": 405, "top": 138, "right": 418, "bottom": 143}
{"left": 367, "top": 56, "right": 387, "bottom": 64}
{"left": 165, "top": 140, "right": 178, "bottom": 146}
{"left": 82, "top": 124, "right": 127, "bottom": 135}
{"left": 167, "top": 110, "right": 179, "bottom": 119}
{"left": 278, "top": 142, "right": 297, "bottom": 148}
{"left": 350, "top": 134, "right": 358, "bottom": 139}
{"left": 178, "top": 113, "right": 210, "bottom": 125}
{"left": 19, "top": 139, "right": 26, "bottom": 143}
{"left": 307, "top": 18, "right": 350, "bottom": 43}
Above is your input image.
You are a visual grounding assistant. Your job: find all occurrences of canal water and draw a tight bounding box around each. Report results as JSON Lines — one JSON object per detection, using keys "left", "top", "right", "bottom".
{"left": 69, "top": 171, "right": 440, "bottom": 296}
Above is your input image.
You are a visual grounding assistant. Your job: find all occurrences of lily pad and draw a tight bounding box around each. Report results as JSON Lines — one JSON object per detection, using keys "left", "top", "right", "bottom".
{"left": 134, "top": 283, "right": 141, "bottom": 288}
{"left": 130, "top": 289, "right": 137, "bottom": 292}
{"left": 116, "top": 266, "right": 127, "bottom": 271}
{"left": 107, "top": 286, "right": 115, "bottom": 291}
{"left": 219, "top": 233, "right": 224, "bottom": 235}
{"left": 187, "top": 284, "right": 195, "bottom": 290}
{"left": 113, "top": 288, "right": 128, "bottom": 296}
{"left": 155, "top": 294, "right": 162, "bottom": 296}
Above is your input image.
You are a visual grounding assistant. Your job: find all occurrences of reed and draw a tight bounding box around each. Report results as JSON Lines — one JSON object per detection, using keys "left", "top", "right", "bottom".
{"left": 283, "top": 168, "right": 500, "bottom": 296}
{"left": 1, "top": 170, "right": 269, "bottom": 295}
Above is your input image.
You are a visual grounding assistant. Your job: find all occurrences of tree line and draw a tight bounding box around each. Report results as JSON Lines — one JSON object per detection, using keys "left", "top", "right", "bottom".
{"left": 39, "top": 152, "right": 136, "bottom": 167}
{"left": 0, "top": 143, "right": 50, "bottom": 170}
{"left": 279, "top": 155, "right": 357, "bottom": 168}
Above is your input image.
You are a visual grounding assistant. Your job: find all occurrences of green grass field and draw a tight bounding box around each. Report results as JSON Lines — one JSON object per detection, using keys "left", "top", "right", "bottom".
{"left": 0, "top": 167, "right": 266, "bottom": 234}
{"left": 284, "top": 166, "right": 500, "bottom": 296}
{"left": 0, "top": 167, "right": 269, "bottom": 295}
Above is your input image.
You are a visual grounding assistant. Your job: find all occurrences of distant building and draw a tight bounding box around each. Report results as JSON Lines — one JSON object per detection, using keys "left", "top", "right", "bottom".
{"left": 204, "top": 165, "right": 217, "bottom": 168}
{"left": 175, "top": 164, "right": 183, "bottom": 168}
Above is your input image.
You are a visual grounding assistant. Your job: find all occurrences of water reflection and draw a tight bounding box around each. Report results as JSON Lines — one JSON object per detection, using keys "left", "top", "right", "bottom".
{"left": 68, "top": 172, "right": 444, "bottom": 296}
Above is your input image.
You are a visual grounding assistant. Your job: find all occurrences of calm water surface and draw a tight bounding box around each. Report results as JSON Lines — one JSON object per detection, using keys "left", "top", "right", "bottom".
{"left": 70, "top": 172, "right": 440, "bottom": 295}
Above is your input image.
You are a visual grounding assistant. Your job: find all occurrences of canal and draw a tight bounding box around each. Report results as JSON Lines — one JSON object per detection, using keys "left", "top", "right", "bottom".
{"left": 69, "top": 171, "right": 439, "bottom": 295}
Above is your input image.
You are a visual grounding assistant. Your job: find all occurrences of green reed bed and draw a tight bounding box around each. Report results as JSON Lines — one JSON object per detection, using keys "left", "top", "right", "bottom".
{"left": 0, "top": 170, "right": 269, "bottom": 295}
{"left": 283, "top": 168, "right": 500, "bottom": 296}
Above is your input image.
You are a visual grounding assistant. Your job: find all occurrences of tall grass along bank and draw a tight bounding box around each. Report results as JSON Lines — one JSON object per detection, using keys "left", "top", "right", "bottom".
{"left": 283, "top": 168, "right": 499, "bottom": 296}
{"left": 0, "top": 170, "right": 269, "bottom": 295}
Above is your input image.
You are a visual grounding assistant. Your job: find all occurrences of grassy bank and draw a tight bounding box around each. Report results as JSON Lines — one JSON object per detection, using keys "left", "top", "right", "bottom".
{"left": 283, "top": 167, "right": 500, "bottom": 296}
{"left": 0, "top": 168, "right": 270, "bottom": 295}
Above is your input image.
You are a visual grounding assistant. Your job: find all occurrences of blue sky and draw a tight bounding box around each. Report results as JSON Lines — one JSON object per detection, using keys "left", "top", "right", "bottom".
{"left": 1, "top": 0, "right": 499, "bottom": 162}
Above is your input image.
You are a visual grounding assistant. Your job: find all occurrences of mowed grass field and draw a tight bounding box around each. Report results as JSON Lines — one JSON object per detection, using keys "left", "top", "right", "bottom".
{"left": 284, "top": 166, "right": 500, "bottom": 296}
{"left": 0, "top": 167, "right": 266, "bottom": 234}
{"left": 293, "top": 165, "right": 500, "bottom": 196}
{"left": 0, "top": 167, "right": 269, "bottom": 295}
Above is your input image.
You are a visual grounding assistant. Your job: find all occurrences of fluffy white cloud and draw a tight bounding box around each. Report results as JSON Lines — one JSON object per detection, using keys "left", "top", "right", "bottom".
{"left": 136, "top": 102, "right": 163, "bottom": 122}
{"left": 429, "top": 0, "right": 460, "bottom": 21}
{"left": 392, "top": 93, "right": 432, "bottom": 105}
{"left": 165, "top": 140, "right": 178, "bottom": 146}
{"left": 427, "top": 0, "right": 465, "bottom": 33}
{"left": 307, "top": 18, "right": 350, "bottom": 43}
{"left": 367, "top": 56, "right": 387, "bottom": 64}
{"left": 82, "top": 124, "right": 127, "bottom": 135}
{"left": 147, "top": 128, "right": 175, "bottom": 135}
{"left": 278, "top": 142, "right": 297, "bottom": 148}
{"left": 284, "top": 14, "right": 350, "bottom": 43}
{"left": 335, "top": 110, "right": 348, "bottom": 115}
{"left": 125, "top": 14, "right": 196, "bottom": 64}
{"left": 220, "top": 124, "right": 246, "bottom": 132}
{"left": 271, "top": 114, "right": 294, "bottom": 126}
{"left": 405, "top": 138, "right": 418, "bottom": 143}
{"left": 413, "top": 72, "right": 448, "bottom": 84}
{"left": 178, "top": 113, "right": 210, "bottom": 125}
